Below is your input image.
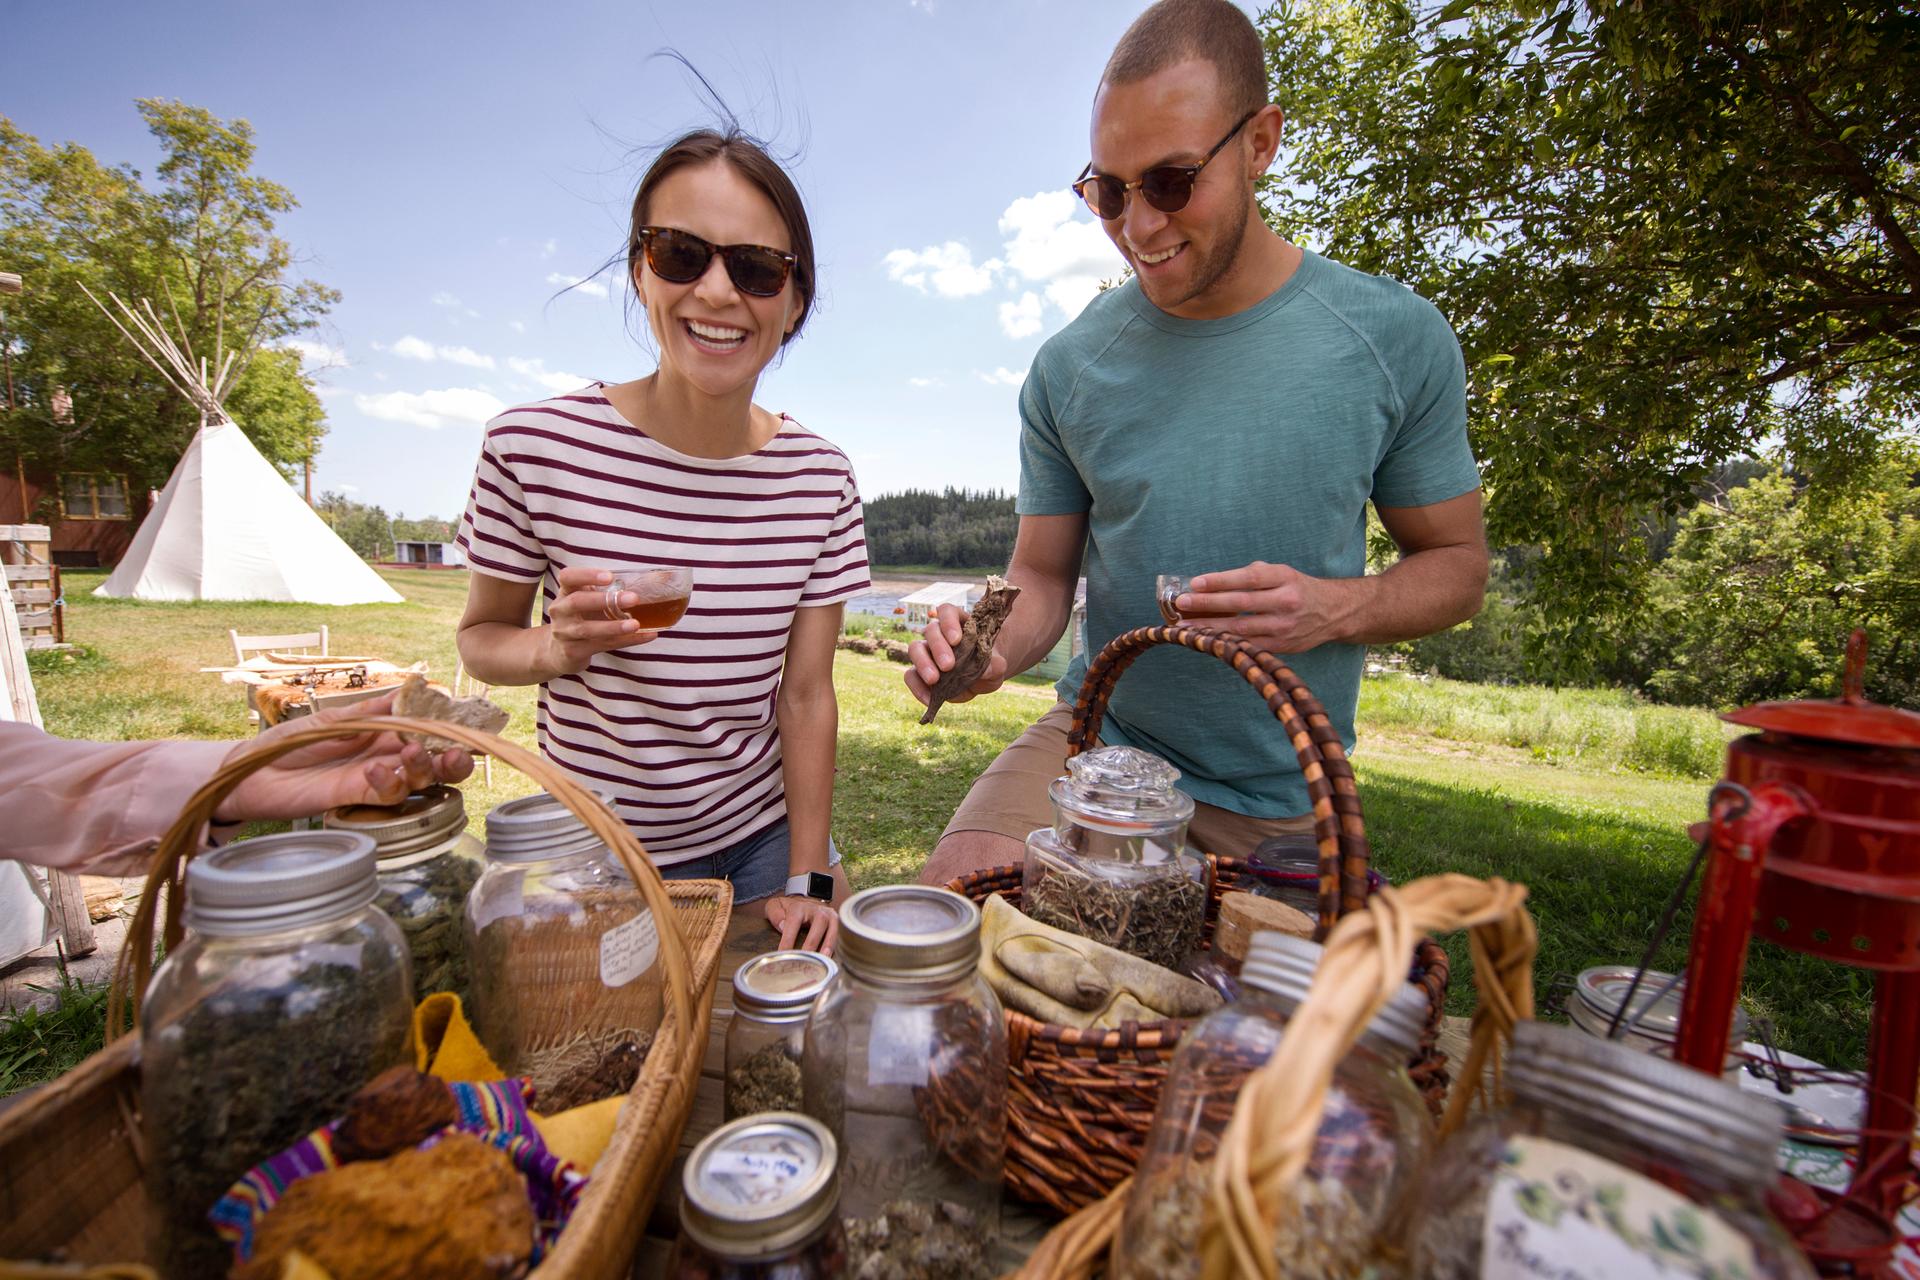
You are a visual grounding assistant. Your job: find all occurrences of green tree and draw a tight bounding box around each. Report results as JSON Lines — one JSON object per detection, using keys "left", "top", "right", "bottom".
{"left": 314, "top": 491, "right": 392, "bottom": 561}
{"left": 0, "top": 100, "right": 337, "bottom": 490}
{"left": 1259, "top": 1, "right": 1920, "bottom": 672}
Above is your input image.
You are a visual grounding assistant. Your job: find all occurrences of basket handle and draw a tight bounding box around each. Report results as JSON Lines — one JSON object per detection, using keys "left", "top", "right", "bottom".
{"left": 1006, "top": 873, "right": 1537, "bottom": 1280}
{"left": 104, "top": 716, "right": 699, "bottom": 1087}
{"left": 1065, "top": 624, "right": 1366, "bottom": 937}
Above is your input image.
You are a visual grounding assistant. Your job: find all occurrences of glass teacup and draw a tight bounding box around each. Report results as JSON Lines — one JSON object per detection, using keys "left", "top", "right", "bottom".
{"left": 602, "top": 566, "right": 694, "bottom": 629}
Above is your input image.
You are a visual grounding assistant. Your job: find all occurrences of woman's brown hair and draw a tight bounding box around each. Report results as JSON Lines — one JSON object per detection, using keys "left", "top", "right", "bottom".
{"left": 626, "top": 129, "right": 817, "bottom": 346}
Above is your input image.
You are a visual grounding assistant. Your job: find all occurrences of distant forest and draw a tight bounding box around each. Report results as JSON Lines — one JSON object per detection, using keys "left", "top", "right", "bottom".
{"left": 865, "top": 488, "right": 1016, "bottom": 569}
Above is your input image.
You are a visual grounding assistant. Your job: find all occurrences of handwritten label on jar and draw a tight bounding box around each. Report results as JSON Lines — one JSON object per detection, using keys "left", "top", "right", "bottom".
{"left": 1482, "top": 1136, "right": 1757, "bottom": 1279}
{"left": 705, "top": 1147, "right": 809, "bottom": 1205}
{"left": 599, "top": 910, "right": 659, "bottom": 988}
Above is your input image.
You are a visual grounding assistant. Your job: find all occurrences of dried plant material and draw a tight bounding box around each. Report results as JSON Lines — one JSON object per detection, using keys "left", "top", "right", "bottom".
{"left": 332, "top": 1067, "right": 457, "bottom": 1163}
{"left": 535, "top": 1034, "right": 647, "bottom": 1112}
{"left": 393, "top": 673, "right": 509, "bottom": 750}
{"left": 845, "top": 1199, "right": 996, "bottom": 1280}
{"left": 920, "top": 576, "right": 1020, "bottom": 725}
{"left": 1025, "top": 851, "right": 1209, "bottom": 973}
{"left": 726, "top": 1040, "right": 805, "bottom": 1118}
{"left": 235, "top": 1131, "right": 534, "bottom": 1280}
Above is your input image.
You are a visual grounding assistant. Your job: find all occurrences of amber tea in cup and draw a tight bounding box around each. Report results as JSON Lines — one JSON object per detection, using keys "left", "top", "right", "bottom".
{"left": 1155, "top": 573, "right": 1235, "bottom": 624}
{"left": 603, "top": 566, "right": 693, "bottom": 629}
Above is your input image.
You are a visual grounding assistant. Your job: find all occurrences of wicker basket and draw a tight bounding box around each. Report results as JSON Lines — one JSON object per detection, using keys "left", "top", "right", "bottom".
{"left": 947, "top": 624, "right": 1451, "bottom": 1216}
{"left": 0, "top": 716, "right": 732, "bottom": 1280}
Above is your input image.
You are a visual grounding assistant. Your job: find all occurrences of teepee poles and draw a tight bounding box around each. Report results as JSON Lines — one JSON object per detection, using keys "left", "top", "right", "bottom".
{"left": 77, "top": 284, "right": 237, "bottom": 422}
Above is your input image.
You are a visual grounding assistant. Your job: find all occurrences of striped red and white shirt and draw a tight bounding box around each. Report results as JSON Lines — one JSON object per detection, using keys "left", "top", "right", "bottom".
{"left": 456, "top": 386, "right": 870, "bottom": 865}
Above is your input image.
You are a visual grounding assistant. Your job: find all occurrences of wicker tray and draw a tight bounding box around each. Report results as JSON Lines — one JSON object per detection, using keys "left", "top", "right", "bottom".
{"left": 947, "top": 624, "right": 1451, "bottom": 1216}
{"left": 0, "top": 716, "right": 731, "bottom": 1280}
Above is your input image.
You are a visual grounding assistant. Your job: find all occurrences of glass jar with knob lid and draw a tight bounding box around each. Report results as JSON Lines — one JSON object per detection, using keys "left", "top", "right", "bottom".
{"left": 802, "top": 885, "right": 1006, "bottom": 1279}
{"left": 670, "top": 1111, "right": 847, "bottom": 1279}
{"left": 726, "top": 950, "right": 838, "bottom": 1121}
{"left": 1021, "top": 744, "right": 1206, "bottom": 971}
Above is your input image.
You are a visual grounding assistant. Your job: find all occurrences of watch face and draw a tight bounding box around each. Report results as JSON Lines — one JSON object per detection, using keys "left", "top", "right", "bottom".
{"left": 805, "top": 871, "right": 834, "bottom": 902}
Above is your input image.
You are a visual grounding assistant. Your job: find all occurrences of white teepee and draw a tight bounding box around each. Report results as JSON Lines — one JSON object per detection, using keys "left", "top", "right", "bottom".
{"left": 83, "top": 289, "right": 401, "bottom": 605}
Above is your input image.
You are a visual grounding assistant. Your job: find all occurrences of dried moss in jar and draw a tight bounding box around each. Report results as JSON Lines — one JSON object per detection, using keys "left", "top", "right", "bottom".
{"left": 326, "top": 785, "right": 483, "bottom": 1000}
{"left": 1021, "top": 746, "right": 1206, "bottom": 971}
{"left": 1404, "top": 1021, "right": 1816, "bottom": 1280}
{"left": 1112, "top": 932, "right": 1433, "bottom": 1280}
{"left": 464, "top": 792, "right": 663, "bottom": 1105}
{"left": 725, "top": 950, "right": 837, "bottom": 1121}
{"left": 670, "top": 1112, "right": 848, "bottom": 1280}
{"left": 141, "top": 832, "right": 413, "bottom": 1280}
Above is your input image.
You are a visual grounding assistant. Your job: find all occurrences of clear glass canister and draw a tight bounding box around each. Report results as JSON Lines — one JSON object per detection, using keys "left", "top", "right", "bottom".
{"left": 141, "top": 831, "right": 413, "bottom": 1279}
{"left": 325, "top": 784, "right": 484, "bottom": 999}
{"left": 464, "top": 791, "right": 665, "bottom": 1109}
{"left": 1021, "top": 745, "right": 1206, "bottom": 971}
{"left": 727, "top": 950, "right": 838, "bottom": 1121}
{"left": 1404, "top": 1019, "right": 1815, "bottom": 1279}
{"left": 670, "top": 1111, "right": 847, "bottom": 1279}
{"left": 1114, "top": 931, "right": 1433, "bottom": 1280}
{"left": 802, "top": 886, "right": 1006, "bottom": 1280}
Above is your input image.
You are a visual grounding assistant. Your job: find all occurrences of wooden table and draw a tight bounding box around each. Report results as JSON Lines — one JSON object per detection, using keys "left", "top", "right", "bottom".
{"left": 629, "top": 909, "right": 1476, "bottom": 1275}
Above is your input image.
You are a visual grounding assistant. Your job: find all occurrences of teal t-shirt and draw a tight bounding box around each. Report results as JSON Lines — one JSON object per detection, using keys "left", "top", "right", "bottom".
{"left": 1019, "top": 250, "right": 1479, "bottom": 818}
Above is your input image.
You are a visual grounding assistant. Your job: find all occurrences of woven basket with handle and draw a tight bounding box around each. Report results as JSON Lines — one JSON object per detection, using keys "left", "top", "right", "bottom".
{"left": 947, "top": 624, "right": 1452, "bottom": 1216}
{"left": 0, "top": 717, "right": 731, "bottom": 1280}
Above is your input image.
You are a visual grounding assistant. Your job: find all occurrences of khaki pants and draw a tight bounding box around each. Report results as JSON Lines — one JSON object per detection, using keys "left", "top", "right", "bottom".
{"left": 940, "top": 702, "right": 1315, "bottom": 857}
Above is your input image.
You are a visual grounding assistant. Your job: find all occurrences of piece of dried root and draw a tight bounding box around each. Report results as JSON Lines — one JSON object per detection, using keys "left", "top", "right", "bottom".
{"left": 920, "top": 576, "right": 1021, "bottom": 725}
{"left": 392, "top": 673, "right": 510, "bottom": 751}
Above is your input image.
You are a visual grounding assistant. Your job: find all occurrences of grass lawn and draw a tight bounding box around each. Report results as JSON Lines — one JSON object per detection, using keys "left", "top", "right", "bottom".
{"left": 6, "top": 569, "right": 1870, "bottom": 1092}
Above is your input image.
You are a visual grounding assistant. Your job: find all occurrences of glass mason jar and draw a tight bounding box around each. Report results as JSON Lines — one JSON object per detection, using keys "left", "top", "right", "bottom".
{"left": 726, "top": 950, "right": 838, "bottom": 1121}
{"left": 802, "top": 886, "right": 1006, "bottom": 1278}
{"left": 141, "top": 831, "right": 413, "bottom": 1280}
{"left": 670, "top": 1111, "right": 847, "bottom": 1279}
{"left": 1021, "top": 745, "right": 1206, "bottom": 971}
{"left": 1404, "top": 1020, "right": 1815, "bottom": 1280}
{"left": 1114, "top": 931, "right": 1432, "bottom": 1280}
{"left": 464, "top": 791, "right": 665, "bottom": 1108}
{"left": 325, "top": 784, "right": 484, "bottom": 1000}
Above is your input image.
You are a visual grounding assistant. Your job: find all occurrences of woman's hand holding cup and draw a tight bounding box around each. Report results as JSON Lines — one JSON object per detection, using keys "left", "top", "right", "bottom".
{"left": 542, "top": 566, "right": 664, "bottom": 676}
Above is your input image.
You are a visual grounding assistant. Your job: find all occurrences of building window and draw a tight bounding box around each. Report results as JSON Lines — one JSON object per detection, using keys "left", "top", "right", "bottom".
{"left": 61, "top": 473, "right": 130, "bottom": 520}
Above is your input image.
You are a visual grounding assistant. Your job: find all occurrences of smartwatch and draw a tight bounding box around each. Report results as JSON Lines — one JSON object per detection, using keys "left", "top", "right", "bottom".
{"left": 783, "top": 871, "right": 834, "bottom": 903}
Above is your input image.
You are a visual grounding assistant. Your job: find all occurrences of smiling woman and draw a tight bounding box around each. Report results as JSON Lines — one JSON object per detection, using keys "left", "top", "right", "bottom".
{"left": 452, "top": 127, "right": 868, "bottom": 957}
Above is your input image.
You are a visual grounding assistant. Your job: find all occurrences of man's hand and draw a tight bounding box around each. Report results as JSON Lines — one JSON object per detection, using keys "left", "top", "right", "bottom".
{"left": 539, "top": 566, "right": 661, "bottom": 677}
{"left": 1180, "top": 561, "right": 1354, "bottom": 653}
{"left": 215, "top": 690, "right": 477, "bottom": 822}
{"left": 904, "top": 602, "right": 1009, "bottom": 710}
{"left": 763, "top": 894, "right": 839, "bottom": 955}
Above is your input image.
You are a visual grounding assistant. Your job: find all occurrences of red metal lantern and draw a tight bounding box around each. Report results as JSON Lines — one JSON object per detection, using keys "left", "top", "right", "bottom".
{"left": 1675, "top": 631, "right": 1920, "bottom": 1273}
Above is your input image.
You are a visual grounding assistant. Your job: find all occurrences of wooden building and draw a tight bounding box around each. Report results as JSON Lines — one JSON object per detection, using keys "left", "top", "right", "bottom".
{"left": 0, "top": 466, "right": 149, "bottom": 567}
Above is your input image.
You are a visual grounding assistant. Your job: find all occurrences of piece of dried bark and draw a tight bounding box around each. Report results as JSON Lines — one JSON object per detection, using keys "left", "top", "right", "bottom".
{"left": 332, "top": 1066, "right": 458, "bottom": 1162}
{"left": 393, "top": 673, "right": 510, "bottom": 751}
{"left": 920, "top": 576, "right": 1021, "bottom": 725}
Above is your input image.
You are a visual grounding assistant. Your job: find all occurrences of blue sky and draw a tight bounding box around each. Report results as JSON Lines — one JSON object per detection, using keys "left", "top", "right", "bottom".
{"left": 5, "top": 0, "right": 1185, "bottom": 521}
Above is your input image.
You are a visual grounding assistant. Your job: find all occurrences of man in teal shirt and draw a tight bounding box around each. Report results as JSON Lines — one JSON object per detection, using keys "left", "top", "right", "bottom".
{"left": 908, "top": 0, "right": 1487, "bottom": 885}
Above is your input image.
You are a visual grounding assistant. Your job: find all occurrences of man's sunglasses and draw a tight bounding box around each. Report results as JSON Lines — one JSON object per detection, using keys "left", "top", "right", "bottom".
{"left": 633, "top": 227, "right": 797, "bottom": 298}
{"left": 1072, "top": 109, "right": 1260, "bottom": 221}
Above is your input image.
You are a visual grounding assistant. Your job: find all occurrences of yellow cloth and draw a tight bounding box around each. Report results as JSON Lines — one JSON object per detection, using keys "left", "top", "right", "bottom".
{"left": 277, "top": 1253, "right": 331, "bottom": 1280}
{"left": 979, "top": 894, "right": 1222, "bottom": 1029}
{"left": 409, "top": 991, "right": 622, "bottom": 1169}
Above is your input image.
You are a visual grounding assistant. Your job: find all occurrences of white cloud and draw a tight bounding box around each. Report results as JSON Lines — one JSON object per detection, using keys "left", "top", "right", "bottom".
{"left": 907, "top": 376, "right": 944, "bottom": 389}
{"left": 382, "top": 335, "right": 496, "bottom": 369}
{"left": 975, "top": 367, "right": 1025, "bottom": 387}
{"left": 547, "top": 271, "right": 610, "bottom": 299}
{"left": 540, "top": 239, "right": 558, "bottom": 259}
{"left": 882, "top": 242, "right": 1001, "bottom": 298}
{"left": 997, "top": 189, "right": 1125, "bottom": 326}
{"left": 999, "top": 292, "right": 1043, "bottom": 339}
{"left": 431, "top": 292, "right": 462, "bottom": 309}
{"left": 278, "top": 337, "right": 348, "bottom": 370}
{"left": 508, "top": 356, "right": 591, "bottom": 394}
{"left": 354, "top": 387, "right": 506, "bottom": 430}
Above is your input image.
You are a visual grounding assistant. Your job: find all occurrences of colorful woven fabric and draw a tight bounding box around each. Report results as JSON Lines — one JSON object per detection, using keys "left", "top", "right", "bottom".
{"left": 211, "top": 1076, "right": 586, "bottom": 1264}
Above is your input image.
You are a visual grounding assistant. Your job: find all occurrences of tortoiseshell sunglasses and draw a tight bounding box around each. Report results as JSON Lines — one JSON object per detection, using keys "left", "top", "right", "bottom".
{"left": 633, "top": 227, "right": 796, "bottom": 297}
{"left": 1072, "top": 109, "right": 1260, "bottom": 221}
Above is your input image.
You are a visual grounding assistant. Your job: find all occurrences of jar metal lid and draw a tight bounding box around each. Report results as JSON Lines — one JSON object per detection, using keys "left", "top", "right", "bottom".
{"left": 837, "top": 885, "right": 980, "bottom": 983}
{"left": 681, "top": 1111, "right": 839, "bottom": 1257}
{"left": 1240, "top": 931, "right": 1428, "bottom": 1059}
{"left": 484, "top": 790, "right": 614, "bottom": 862}
{"left": 325, "top": 785, "right": 467, "bottom": 862}
{"left": 1508, "top": 1019, "right": 1782, "bottom": 1185}
{"left": 733, "top": 950, "right": 839, "bottom": 1021}
{"left": 1569, "top": 966, "right": 1751, "bottom": 1045}
{"left": 184, "top": 831, "right": 380, "bottom": 937}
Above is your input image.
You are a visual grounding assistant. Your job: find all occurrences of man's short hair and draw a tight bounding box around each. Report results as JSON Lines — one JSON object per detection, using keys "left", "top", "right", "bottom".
{"left": 1102, "top": 0, "right": 1268, "bottom": 118}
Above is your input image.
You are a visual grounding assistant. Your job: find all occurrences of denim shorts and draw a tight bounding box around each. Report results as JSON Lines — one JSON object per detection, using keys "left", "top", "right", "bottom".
{"left": 656, "top": 817, "right": 841, "bottom": 903}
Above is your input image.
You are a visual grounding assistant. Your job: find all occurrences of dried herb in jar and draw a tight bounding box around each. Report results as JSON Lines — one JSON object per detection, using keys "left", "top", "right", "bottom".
{"left": 1125, "top": 1170, "right": 1398, "bottom": 1280}
{"left": 149, "top": 960, "right": 410, "bottom": 1279}
{"left": 725, "top": 1039, "right": 804, "bottom": 1118}
{"left": 1024, "top": 856, "right": 1207, "bottom": 972}
{"left": 844, "top": 1199, "right": 996, "bottom": 1280}
{"left": 378, "top": 851, "right": 481, "bottom": 999}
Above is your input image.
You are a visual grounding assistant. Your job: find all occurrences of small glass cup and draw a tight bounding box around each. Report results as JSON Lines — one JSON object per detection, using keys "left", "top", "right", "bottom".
{"left": 603, "top": 566, "right": 694, "bottom": 629}
{"left": 1155, "top": 573, "right": 1235, "bottom": 624}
